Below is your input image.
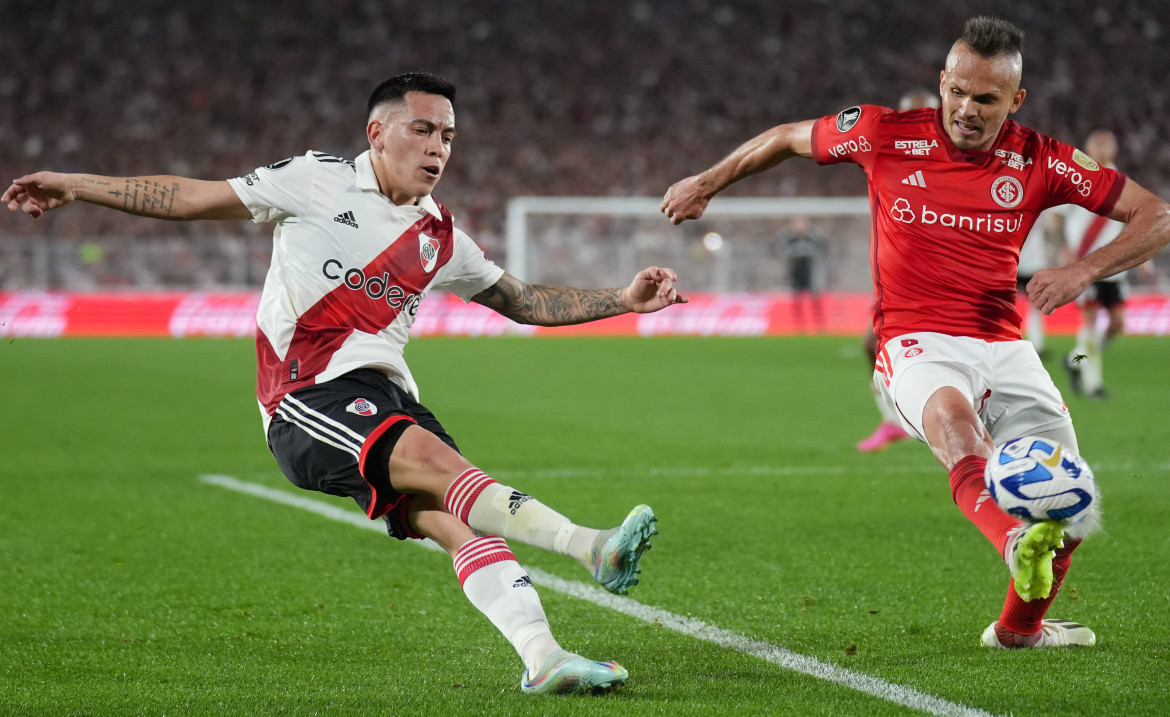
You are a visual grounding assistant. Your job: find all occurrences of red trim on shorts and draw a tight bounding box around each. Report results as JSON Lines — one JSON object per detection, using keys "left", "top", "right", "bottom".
{"left": 390, "top": 495, "right": 425, "bottom": 541}
{"left": 876, "top": 343, "right": 893, "bottom": 386}
{"left": 357, "top": 414, "right": 417, "bottom": 519}
{"left": 976, "top": 388, "right": 993, "bottom": 416}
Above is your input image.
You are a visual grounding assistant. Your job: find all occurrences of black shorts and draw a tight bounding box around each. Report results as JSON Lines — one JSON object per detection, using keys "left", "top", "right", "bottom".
{"left": 266, "top": 369, "right": 460, "bottom": 540}
{"left": 789, "top": 257, "right": 814, "bottom": 292}
{"left": 1083, "top": 280, "right": 1125, "bottom": 308}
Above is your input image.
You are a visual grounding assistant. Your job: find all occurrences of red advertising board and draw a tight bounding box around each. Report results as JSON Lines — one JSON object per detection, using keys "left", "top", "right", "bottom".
{"left": 2, "top": 291, "right": 1168, "bottom": 338}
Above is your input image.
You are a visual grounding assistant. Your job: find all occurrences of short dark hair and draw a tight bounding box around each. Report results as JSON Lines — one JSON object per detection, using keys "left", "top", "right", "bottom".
{"left": 959, "top": 16, "right": 1025, "bottom": 58}
{"left": 367, "top": 72, "right": 456, "bottom": 117}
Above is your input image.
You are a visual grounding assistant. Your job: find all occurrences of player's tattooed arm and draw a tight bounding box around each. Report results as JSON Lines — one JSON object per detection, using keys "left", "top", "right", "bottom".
{"left": 472, "top": 273, "right": 627, "bottom": 326}
{"left": 472, "top": 267, "right": 685, "bottom": 326}
{"left": 77, "top": 175, "right": 249, "bottom": 220}
{"left": 109, "top": 177, "right": 180, "bottom": 216}
{"left": 4, "top": 171, "right": 250, "bottom": 221}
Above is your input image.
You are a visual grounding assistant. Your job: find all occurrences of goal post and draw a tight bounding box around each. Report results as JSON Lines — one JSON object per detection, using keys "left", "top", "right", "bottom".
{"left": 504, "top": 195, "right": 872, "bottom": 292}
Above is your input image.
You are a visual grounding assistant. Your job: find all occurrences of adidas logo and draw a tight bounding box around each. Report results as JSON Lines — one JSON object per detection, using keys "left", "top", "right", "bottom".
{"left": 333, "top": 210, "right": 359, "bottom": 228}
{"left": 507, "top": 490, "right": 530, "bottom": 515}
{"left": 513, "top": 576, "right": 533, "bottom": 588}
{"left": 901, "top": 170, "right": 926, "bottom": 187}
{"left": 974, "top": 489, "right": 991, "bottom": 512}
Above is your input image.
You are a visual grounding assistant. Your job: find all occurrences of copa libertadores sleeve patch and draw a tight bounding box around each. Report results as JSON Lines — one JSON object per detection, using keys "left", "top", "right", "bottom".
{"left": 836, "top": 106, "right": 862, "bottom": 132}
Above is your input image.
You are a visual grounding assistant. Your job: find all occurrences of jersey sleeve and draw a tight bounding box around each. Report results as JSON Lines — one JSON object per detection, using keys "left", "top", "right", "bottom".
{"left": 1039, "top": 137, "right": 1126, "bottom": 216}
{"left": 809, "top": 104, "right": 887, "bottom": 171}
{"left": 431, "top": 227, "right": 506, "bottom": 301}
{"left": 226, "top": 152, "right": 315, "bottom": 224}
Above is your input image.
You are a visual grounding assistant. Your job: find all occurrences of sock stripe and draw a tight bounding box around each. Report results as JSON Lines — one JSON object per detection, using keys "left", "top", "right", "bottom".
{"left": 453, "top": 537, "right": 515, "bottom": 586}
{"left": 454, "top": 537, "right": 510, "bottom": 569}
{"left": 444, "top": 468, "right": 497, "bottom": 523}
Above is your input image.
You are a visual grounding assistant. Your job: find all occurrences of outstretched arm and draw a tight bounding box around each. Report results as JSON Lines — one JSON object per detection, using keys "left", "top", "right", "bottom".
{"left": 661, "top": 119, "right": 816, "bottom": 225}
{"left": 3, "top": 172, "right": 252, "bottom": 221}
{"left": 1028, "top": 179, "right": 1170, "bottom": 313}
{"left": 471, "top": 266, "right": 687, "bottom": 326}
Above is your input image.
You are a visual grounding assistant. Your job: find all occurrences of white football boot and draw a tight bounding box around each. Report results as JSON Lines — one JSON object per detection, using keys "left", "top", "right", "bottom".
{"left": 982, "top": 619, "right": 1096, "bottom": 648}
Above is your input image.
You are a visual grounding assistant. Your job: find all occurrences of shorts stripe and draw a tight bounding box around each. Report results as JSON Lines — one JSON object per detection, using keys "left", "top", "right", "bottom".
{"left": 276, "top": 397, "right": 362, "bottom": 459}
{"left": 453, "top": 537, "right": 515, "bottom": 586}
{"left": 284, "top": 394, "right": 366, "bottom": 444}
{"left": 444, "top": 468, "right": 496, "bottom": 523}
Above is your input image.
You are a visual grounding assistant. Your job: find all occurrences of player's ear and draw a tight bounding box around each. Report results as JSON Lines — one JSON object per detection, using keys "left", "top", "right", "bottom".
{"left": 367, "top": 119, "right": 384, "bottom": 151}
{"left": 1009, "top": 88, "right": 1026, "bottom": 114}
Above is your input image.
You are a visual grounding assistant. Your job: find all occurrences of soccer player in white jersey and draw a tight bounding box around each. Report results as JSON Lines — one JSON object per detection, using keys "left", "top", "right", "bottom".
{"left": 1061, "top": 130, "right": 1133, "bottom": 399}
{"left": 662, "top": 17, "right": 1170, "bottom": 648}
{"left": 5, "top": 72, "right": 688, "bottom": 694}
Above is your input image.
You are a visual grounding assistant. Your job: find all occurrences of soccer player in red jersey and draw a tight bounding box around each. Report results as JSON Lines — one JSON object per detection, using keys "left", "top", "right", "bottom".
{"left": 6, "top": 72, "right": 687, "bottom": 693}
{"left": 662, "top": 16, "right": 1170, "bottom": 648}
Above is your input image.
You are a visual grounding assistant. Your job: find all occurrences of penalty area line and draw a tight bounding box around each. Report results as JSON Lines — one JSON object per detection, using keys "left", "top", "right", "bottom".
{"left": 199, "top": 473, "right": 998, "bottom": 717}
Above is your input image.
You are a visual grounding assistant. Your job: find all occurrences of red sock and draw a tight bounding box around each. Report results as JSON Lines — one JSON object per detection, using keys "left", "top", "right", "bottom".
{"left": 999, "top": 539, "right": 1080, "bottom": 636}
{"left": 948, "top": 455, "right": 1020, "bottom": 556}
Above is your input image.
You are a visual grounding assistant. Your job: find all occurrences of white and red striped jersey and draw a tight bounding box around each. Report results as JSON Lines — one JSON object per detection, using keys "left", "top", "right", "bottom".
{"left": 1062, "top": 164, "right": 1126, "bottom": 283}
{"left": 228, "top": 150, "right": 505, "bottom": 430}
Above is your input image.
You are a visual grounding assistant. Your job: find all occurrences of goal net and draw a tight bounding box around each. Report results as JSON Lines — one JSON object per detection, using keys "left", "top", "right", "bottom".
{"left": 504, "top": 196, "right": 873, "bottom": 293}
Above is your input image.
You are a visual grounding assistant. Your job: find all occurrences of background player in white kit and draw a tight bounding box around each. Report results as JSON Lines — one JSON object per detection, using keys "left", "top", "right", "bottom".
{"left": 662, "top": 17, "right": 1170, "bottom": 649}
{"left": 1060, "top": 130, "right": 1139, "bottom": 399}
{"left": 4, "top": 72, "right": 687, "bottom": 695}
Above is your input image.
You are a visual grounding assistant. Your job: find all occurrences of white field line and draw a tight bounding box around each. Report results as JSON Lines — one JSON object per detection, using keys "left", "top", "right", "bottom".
{"left": 200, "top": 473, "right": 998, "bottom": 717}
{"left": 487, "top": 460, "right": 1170, "bottom": 482}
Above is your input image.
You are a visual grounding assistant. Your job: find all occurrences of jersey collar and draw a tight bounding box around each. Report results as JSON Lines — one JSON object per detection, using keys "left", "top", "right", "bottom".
{"left": 354, "top": 150, "right": 443, "bottom": 219}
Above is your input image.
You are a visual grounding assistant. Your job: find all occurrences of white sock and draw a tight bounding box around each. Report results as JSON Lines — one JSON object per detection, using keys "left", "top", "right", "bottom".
{"left": 1072, "top": 326, "right": 1091, "bottom": 361}
{"left": 454, "top": 536, "right": 560, "bottom": 675}
{"left": 1083, "top": 329, "right": 1104, "bottom": 393}
{"left": 444, "top": 468, "right": 601, "bottom": 569}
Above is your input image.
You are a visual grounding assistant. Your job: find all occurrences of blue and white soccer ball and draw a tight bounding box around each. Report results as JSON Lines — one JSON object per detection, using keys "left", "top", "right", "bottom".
{"left": 984, "top": 436, "right": 1098, "bottom": 525}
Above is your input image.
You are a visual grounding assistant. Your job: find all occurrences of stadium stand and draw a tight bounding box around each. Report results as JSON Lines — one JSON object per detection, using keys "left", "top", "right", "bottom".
{"left": 2, "top": 0, "right": 1167, "bottom": 289}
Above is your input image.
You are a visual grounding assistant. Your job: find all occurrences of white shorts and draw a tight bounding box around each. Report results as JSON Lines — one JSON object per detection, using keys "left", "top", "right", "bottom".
{"left": 873, "top": 332, "right": 1072, "bottom": 445}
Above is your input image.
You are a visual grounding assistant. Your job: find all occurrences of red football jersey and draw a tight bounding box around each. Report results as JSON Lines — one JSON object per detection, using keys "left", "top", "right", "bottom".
{"left": 811, "top": 105, "right": 1125, "bottom": 343}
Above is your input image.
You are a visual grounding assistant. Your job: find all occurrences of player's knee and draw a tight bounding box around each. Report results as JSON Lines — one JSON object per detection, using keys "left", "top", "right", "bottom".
{"left": 918, "top": 384, "right": 992, "bottom": 466}
{"left": 388, "top": 424, "right": 473, "bottom": 494}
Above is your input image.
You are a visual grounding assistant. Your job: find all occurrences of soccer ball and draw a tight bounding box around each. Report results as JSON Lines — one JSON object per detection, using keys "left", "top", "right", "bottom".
{"left": 984, "top": 436, "right": 1097, "bottom": 524}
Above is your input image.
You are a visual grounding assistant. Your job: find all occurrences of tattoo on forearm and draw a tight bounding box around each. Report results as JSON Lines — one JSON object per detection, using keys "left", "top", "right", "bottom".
{"left": 474, "top": 274, "right": 625, "bottom": 326}
{"left": 111, "top": 178, "right": 180, "bottom": 216}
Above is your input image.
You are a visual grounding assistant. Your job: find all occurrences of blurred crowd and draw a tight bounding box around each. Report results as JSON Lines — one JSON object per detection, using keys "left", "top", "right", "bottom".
{"left": 2, "top": 0, "right": 1168, "bottom": 290}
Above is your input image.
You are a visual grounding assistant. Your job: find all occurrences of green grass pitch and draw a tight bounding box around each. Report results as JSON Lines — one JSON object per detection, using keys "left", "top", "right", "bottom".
{"left": 1, "top": 335, "right": 1168, "bottom": 716}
